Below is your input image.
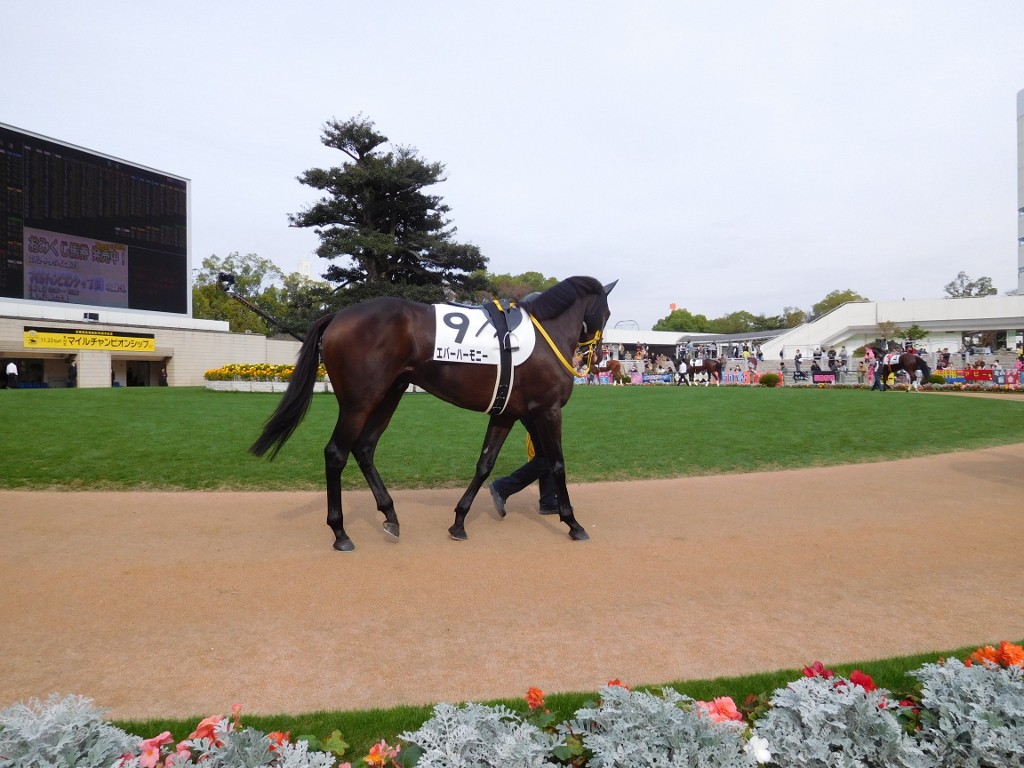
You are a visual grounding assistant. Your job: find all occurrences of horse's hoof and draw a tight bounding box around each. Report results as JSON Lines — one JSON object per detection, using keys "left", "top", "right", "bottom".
{"left": 382, "top": 521, "right": 400, "bottom": 539}
{"left": 570, "top": 529, "right": 590, "bottom": 542}
{"left": 333, "top": 538, "right": 356, "bottom": 552}
{"left": 448, "top": 525, "right": 467, "bottom": 541}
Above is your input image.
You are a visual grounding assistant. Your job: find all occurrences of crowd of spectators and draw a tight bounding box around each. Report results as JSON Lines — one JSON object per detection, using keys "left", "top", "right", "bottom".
{"left": 579, "top": 337, "right": 1024, "bottom": 386}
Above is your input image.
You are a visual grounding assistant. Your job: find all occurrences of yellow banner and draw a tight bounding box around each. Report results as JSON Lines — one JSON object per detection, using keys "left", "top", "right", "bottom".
{"left": 23, "top": 326, "right": 156, "bottom": 352}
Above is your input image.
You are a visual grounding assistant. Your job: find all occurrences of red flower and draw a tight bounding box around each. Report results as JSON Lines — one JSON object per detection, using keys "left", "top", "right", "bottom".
{"left": 607, "top": 679, "right": 631, "bottom": 690}
{"left": 849, "top": 670, "right": 877, "bottom": 692}
{"left": 802, "top": 661, "right": 834, "bottom": 679}
{"left": 525, "top": 687, "right": 546, "bottom": 711}
{"left": 900, "top": 698, "right": 921, "bottom": 715}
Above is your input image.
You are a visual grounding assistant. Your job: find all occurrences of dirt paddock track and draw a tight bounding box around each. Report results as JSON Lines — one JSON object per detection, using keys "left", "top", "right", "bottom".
{"left": 2, "top": 443, "right": 1024, "bottom": 720}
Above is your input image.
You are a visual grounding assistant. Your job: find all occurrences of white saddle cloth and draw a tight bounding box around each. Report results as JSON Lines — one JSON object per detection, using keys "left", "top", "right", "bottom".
{"left": 432, "top": 305, "right": 537, "bottom": 366}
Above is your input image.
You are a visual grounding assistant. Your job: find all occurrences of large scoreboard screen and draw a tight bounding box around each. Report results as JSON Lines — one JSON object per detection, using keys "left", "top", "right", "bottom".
{"left": 0, "top": 123, "right": 189, "bottom": 315}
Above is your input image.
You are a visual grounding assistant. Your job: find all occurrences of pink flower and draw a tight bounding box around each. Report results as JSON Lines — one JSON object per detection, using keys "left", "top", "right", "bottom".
{"left": 696, "top": 696, "right": 743, "bottom": 723}
{"left": 138, "top": 731, "right": 173, "bottom": 768}
{"left": 365, "top": 739, "right": 400, "bottom": 767}
{"left": 189, "top": 714, "right": 225, "bottom": 744}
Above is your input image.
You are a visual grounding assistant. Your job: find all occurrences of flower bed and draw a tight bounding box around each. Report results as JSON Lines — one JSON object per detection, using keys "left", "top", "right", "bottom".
{"left": 2, "top": 643, "right": 1022, "bottom": 767}
{"left": 203, "top": 363, "right": 332, "bottom": 393}
{"left": 203, "top": 363, "right": 328, "bottom": 383}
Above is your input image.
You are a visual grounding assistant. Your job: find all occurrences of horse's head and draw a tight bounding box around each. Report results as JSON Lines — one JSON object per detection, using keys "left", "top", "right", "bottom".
{"left": 581, "top": 280, "right": 617, "bottom": 345}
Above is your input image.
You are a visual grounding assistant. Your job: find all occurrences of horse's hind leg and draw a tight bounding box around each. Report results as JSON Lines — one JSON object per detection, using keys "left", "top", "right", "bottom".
{"left": 351, "top": 384, "right": 405, "bottom": 538}
{"left": 449, "top": 415, "right": 514, "bottom": 541}
{"left": 325, "top": 419, "right": 357, "bottom": 552}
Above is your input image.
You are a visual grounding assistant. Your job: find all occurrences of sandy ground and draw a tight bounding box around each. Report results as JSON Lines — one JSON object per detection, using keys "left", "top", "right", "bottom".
{"left": 2, "top": 443, "right": 1024, "bottom": 721}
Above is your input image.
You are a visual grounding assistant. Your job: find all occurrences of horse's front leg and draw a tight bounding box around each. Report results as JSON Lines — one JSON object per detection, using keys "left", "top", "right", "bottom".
{"left": 531, "top": 409, "right": 589, "bottom": 541}
{"left": 449, "top": 415, "right": 514, "bottom": 541}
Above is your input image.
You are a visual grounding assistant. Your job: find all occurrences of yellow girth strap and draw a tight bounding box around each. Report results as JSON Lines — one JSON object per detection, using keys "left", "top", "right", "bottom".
{"left": 529, "top": 314, "right": 602, "bottom": 377}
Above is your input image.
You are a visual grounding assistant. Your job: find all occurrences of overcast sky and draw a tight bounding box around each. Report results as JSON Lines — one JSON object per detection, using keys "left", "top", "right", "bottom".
{"left": 5, "top": 1, "right": 1024, "bottom": 329}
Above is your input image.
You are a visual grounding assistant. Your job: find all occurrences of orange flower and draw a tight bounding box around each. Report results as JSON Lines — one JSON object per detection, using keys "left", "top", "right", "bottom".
{"left": 267, "top": 731, "right": 291, "bottom": 751}
{"left": 966, "top": 640, "right": 1024, "bottom": 668}
{"left": 607, "top": 679, "right": 631, "bottom": 690}
{"left": 998, "top": 641, "right": 1024, "bottom": 666}
{"left": 525, "top": 687, "right": 546, "bottom": 711}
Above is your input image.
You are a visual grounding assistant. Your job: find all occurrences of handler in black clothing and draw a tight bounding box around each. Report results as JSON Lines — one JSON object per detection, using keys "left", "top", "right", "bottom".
{"left": 489, "top": 428, "right": 559, "bottom": 516}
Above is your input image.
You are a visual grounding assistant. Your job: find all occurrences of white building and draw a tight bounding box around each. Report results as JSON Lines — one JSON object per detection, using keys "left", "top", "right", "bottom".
{"left": 1018, "top": 88, "right": 1024, "bottom": 294}
{"left": 0, "top": 298, "right": 300, "bottom": 388}
{"left": 761, "top": 295, "right": 1024, "bottom": 362}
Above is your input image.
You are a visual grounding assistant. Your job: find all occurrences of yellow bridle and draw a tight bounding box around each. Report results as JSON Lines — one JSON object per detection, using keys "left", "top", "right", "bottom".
{"left": 530, "top": 314, "right": 602, "bottom": 378}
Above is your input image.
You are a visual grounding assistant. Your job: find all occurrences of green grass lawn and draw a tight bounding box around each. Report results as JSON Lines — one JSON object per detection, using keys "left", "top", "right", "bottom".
{"left": 1, "top": 385, "right": 1022, "bottom": 489}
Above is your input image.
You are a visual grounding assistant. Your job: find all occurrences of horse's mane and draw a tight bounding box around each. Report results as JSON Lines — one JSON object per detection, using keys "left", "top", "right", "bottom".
{"left": 520, "top": 276, "right": 603, "bottom": 321}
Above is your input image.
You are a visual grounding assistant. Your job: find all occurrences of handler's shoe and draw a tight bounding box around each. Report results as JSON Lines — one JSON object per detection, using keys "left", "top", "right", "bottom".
{"left": 489, "top": 484, "right": 507, "bottom": 518}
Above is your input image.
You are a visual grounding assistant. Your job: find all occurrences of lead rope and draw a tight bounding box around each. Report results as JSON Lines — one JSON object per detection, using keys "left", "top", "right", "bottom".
{"left": 529, "top": 314, "right": 602, "bottom": 377}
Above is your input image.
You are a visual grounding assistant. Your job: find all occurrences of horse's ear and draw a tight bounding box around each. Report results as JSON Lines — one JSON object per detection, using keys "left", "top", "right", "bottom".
{"left": 603, "top": 280, "right": 618, "bottom": 295}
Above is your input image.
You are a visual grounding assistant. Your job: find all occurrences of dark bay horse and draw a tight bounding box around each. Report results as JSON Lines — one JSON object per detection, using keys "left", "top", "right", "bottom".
{"left": 873, "top": 347, "right": 932, "bottom": 392}
{"left": 679, "top": 356, "right": 723, "bottom": 386}
{"left": 251, "top": 276, "right": 616, "bottom": 551}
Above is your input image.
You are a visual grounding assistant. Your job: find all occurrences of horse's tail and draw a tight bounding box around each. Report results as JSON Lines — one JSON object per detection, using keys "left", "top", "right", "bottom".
{"left": 917, "top": 355, "right": 932, "bottom": 380}
{"left": 250, "top": 314, "right": 334, "bottom": 460}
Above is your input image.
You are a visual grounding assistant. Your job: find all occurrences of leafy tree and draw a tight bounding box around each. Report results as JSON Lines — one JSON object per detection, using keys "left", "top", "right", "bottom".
{"left": 290, "top": 115, "right": 488, "bottom": 305}
{"left": 485, "top": 270, "right": 559, "bottom": 299}
{"left": 707, "top": 310, "right": 760, "bottom": 334}
{"left": 653, "top": 306, "right": 801, "bottom": 333}
{"left": 903, "top": 323, "right": 929, "bottom": 342}
{"left": 193, "top": 252, "right": 284, "bottom": 334}
{"left": 260, "top": 272, "right": 335, "bottom": 336}
{"left": 810, "top": 289, "right": 868, "bottom": 320}
{"left": 192, "top": 252, "right": 333, "bottom": 337}
{"left": 876, "top": 320, "right": 903, "bottom": 341}
{"left": 943, "top": 271, "right": 997, "bottom": 298}
{"left": 652, "top": 308, "right": 711, "bottom": 332}
{"left": 779, "top": 306, "right": 807, "bottom": 327}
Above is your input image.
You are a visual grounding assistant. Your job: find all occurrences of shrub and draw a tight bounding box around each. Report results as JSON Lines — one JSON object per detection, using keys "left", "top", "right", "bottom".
{"left": 927, "top": 374, "right": 947, "bottom": 385}
{"left": 400, "top": 701, "right": 562, "bottom": 767}
{"left": 910, "top": 659, "right": 1024, "bottom": 767}
{"left": 757, "top": 372, "right": 781, "bottom": 387}
{"left": 0, "top": 693, "right": 139, "bottom": 768}
{"left": 559, "top": 685, "right": 757, "bottom": 767}
{"left": 754, "top": 675, "right": 927, "bottom": 767}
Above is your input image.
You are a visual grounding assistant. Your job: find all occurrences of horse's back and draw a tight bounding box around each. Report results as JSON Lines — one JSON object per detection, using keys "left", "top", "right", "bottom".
{"left": 320, "top": 298, "right": 434, "bottom": 374}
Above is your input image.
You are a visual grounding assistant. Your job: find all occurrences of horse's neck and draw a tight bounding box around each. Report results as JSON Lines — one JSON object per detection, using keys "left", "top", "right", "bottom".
{"left": 540, "top": 301, "right": 591, "bottom": 358}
